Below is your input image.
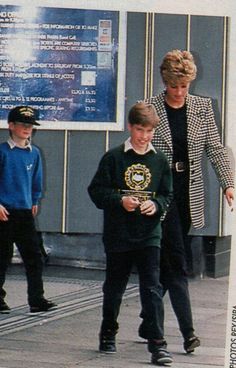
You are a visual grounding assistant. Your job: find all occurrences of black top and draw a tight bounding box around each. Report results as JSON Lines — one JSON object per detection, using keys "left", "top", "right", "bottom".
{"left": 165, "top": 102, "right": 188, "bottom": 164}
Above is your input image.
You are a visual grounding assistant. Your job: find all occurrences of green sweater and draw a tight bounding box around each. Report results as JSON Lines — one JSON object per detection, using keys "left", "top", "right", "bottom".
{"left": 88, "top": 144, "right": 173, "bottom": 252}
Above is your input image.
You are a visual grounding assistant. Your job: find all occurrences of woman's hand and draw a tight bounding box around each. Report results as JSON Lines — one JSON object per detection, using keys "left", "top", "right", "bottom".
{"left": 225, "top": 187, "right": 234, "bottom": 210}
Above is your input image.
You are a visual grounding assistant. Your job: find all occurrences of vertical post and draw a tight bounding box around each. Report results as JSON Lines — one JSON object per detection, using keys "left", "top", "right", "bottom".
{"left": 61, "top": 129, "right": 68, "bottom": 233}
{"left": 144, "top": 12, "right": 155, "bottom": 99}
{"left": 219, "top": 16, "right": 229, "bottom": 236}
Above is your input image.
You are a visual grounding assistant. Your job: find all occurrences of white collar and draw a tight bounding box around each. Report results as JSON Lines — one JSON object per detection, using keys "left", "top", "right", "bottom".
{"left": 124, "top": 137, "right": 156, "bottom": 154}
{"left": 7, "top": 137, "right": 32, "bottom": 151}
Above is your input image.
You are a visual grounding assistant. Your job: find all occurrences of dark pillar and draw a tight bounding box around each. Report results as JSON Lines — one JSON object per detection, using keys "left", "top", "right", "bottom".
{"left": 203, "top": 236, "right": 231, "bottom": 278}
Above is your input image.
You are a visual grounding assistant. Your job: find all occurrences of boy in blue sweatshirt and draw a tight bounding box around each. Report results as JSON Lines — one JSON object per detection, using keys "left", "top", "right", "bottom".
{"left": 88, "top": 102, "right": 173, "bottom": 366}
{"left": 0, "top": 106, "right": 56, "bottom": 314}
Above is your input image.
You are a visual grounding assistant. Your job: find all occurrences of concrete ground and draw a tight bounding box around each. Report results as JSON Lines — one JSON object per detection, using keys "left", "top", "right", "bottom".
{"left": 0, "top": 264, "right": 229, "bottom": 368}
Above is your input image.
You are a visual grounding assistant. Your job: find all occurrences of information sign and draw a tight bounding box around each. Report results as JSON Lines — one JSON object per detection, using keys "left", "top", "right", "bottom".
{"left": 0, "top": 5, "right": 126, "bottom": 130}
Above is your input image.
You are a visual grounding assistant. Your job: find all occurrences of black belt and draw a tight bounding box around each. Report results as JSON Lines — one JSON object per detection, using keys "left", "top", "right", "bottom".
{"left": 172, "top": 161, "right": 188, "bottom": 172}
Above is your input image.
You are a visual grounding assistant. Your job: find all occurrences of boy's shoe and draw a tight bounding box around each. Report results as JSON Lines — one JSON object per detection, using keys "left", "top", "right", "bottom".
{"left": 148, "top": 340, "right": 173, "bottom": 366}
{"left": 0, "top": 300, "right": 11, "bottom": 314}
{"left": 151, "top": 348, "right": 173, "bottom": 366}
{"left": 29, "top": 299, "right": 57, "bottom": 314}
{"left": 184, "top": 335, "right": 200, "bottom": 353}
{"left": 99, "top": 330, "right": 117, "bottom": 354}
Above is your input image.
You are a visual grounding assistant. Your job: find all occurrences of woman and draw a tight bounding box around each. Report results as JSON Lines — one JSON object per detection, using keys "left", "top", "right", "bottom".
{"left": 139, "top": 49, "right": 234, "bottom": 353}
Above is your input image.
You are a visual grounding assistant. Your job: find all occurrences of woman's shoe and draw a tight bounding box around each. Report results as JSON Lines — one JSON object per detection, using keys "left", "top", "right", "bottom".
{"left": 184, "top": 335, "right": 200, "bottom": 353}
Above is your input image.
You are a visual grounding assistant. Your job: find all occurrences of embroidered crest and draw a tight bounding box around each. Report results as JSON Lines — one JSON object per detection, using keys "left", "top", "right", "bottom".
{"left": 19, "top": 107, "right": 34, "bottom": 118}
{"left": 125, "top": 163, "right": 151, "bottom": 191}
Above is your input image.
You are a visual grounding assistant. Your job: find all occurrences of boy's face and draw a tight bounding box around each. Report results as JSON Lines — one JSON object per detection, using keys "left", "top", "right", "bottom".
{"left": 9, "top": 122, "right": 34, "bottom": 140}
{"left": 128, "top": 123, "right": 155, "bottom": 153}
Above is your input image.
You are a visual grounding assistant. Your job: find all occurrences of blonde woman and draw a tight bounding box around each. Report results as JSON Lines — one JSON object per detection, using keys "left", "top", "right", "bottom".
{"left": 139, "top": 49, "right": 234, "bottom": 353}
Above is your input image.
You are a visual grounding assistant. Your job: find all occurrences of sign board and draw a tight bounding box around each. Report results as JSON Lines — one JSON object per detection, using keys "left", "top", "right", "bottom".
{"left": 0, "top": 5, "right": 127, "bottom": 130}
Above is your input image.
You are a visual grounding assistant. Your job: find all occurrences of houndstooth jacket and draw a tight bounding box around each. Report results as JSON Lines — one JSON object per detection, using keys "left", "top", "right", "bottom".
{"left": 144, "top": 91, "right": 234, "bottom": 229}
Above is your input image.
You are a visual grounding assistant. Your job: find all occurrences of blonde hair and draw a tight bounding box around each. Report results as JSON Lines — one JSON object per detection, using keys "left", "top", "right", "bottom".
{"left": 128, "top": 102, "right": 159, "bottom": 128}
{"left": 160, "top": 49, "right": 197, "bottom": 84}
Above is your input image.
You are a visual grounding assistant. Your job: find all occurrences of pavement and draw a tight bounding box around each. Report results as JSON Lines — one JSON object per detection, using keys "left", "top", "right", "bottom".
{"left": 0, "top": 264, "right": 229, "bottom": 368}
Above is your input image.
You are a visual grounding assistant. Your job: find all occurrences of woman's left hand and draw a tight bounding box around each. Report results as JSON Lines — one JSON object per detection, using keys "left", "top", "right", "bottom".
{"left": 225, "top": 187, "right": 234, "bottom": 208}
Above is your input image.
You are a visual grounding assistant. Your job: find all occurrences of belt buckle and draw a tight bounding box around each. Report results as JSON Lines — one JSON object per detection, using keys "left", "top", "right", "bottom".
{"left": 175, "top": 162, "right": 185, "bottom": 172}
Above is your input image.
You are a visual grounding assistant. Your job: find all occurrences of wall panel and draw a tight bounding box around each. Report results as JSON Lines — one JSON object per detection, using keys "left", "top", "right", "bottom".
{"left": 66, "top": 131, "right": 106, "bottom": 233}
{"left": 34, "top": 130, "right": 65, "bottom": 231}
{"left": 190, "top": 16, "right": 225, "bottom": 235}
{"left": 153, "top": 14, "right": 188, "bottom": 94}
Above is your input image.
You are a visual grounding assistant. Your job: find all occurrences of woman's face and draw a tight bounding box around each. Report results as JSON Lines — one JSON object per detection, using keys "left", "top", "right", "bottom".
{"left": 165, "top": 79, "right": 190, "bottom": 108}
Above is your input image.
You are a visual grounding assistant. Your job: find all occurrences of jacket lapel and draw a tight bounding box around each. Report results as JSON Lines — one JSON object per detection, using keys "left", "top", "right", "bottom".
{"left": 186, "top": 94, "right": 205, "bottom": 147}
{"left": 154, "top": 92, "right": 173, "bottom": 151}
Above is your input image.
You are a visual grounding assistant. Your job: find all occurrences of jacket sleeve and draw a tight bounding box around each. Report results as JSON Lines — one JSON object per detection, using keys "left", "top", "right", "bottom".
{"left": 204, "top": 99, "right": 234, "bottom": 190}
{"left": 88, "top": 152, "right": 122, "bottom": 210}
{"left": 32, "top": 150, "right": 43, "bottom": 205}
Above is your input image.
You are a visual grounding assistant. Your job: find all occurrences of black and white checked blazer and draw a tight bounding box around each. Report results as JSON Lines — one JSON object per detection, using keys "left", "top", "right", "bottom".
{"left": 144, "top": 91, "right": 234, "bottom": 228}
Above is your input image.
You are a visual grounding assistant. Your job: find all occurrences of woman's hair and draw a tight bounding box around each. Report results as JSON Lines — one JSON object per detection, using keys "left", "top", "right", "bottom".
{"left": 128, "top": 102, "right": 159, "bottom": 128}
{"left": 160, "top": 49, "right": 197, "bottom": 84}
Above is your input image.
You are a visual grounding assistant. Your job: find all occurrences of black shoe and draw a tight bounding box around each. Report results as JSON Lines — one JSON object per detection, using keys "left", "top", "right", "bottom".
{"left": 184, "top": 335, "right": 200, "bottom": 353}
{"left": 148, "top": 340, "right": 173, "bottom": 366}
{"left": 0, "top": 300, "right": 11, "bottom": 314}
{"left": 151, "top": 349, "right": 173, "bottom": 366}
{"left": 99, "top": 331, "right": 117, "bottom": 354}
{"left": 30, "top": 299, "right": 57, "bottom": 314}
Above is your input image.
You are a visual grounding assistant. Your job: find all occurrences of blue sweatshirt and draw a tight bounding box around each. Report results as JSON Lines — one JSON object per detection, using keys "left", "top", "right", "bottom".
{"left": 0, "top": 141, "right": 43, "bottom": 210}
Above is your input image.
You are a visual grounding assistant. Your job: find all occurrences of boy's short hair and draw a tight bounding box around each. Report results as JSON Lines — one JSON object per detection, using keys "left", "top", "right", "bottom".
{"left": 128, "top": 102, "right": 159, "bottom": 128}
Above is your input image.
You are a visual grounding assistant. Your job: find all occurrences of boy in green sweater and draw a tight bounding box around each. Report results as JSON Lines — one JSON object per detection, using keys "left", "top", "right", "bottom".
{"left": 88, "top": 102, "right": 173, "bottom": 366}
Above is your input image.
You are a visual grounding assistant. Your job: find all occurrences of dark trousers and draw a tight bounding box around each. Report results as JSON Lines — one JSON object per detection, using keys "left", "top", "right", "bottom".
{"left": 0, "top": 210, "right": 44, "bottom": 306}
{"left": 101, "top": 246, "right": 164, "bottom": 340}
{"left": 172, "top": 170, "right": 192, "bottom": 271}
{"left": 160, "top": 171, "right": 194, "bottom": 339}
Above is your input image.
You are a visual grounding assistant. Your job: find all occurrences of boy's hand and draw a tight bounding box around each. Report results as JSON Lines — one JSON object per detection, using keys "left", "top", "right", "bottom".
{"left": 0, "top": 205, "right": 9, "bottom": 221}
{"left": 32, "top": 205, "right": 38, "bottom": 217}
{"left": 140, "top": 200, "right": 157, "bottom": 216}
{"left": 121, "top": 196, "right": 140, "bottom": 212}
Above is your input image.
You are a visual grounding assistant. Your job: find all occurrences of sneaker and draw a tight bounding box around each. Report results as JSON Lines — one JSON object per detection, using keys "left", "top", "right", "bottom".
{"left": 151, "top": 348, "right": 173, "bottom": 366}
{"left": 0, "top": 300, "right": 11, "bottom": 314}
{"left": 148, "top": 340, "right": 173, "bottom": 366}
{"left": 30, "top": 299, "right": 57, "bottom": 314}
{"left": 99, "top": 331, "right": 117, "bottom": 354}
{"left": 184, "top": 335, "right": 200, "bottom": 353}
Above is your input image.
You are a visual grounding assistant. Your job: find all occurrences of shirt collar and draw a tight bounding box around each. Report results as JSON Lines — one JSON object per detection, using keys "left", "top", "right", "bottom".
{"left": 124, "top": 137, "right": 156, "bottom": 154}
{"left": 7, "top": 137, "right": 32, "bottom": 151}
